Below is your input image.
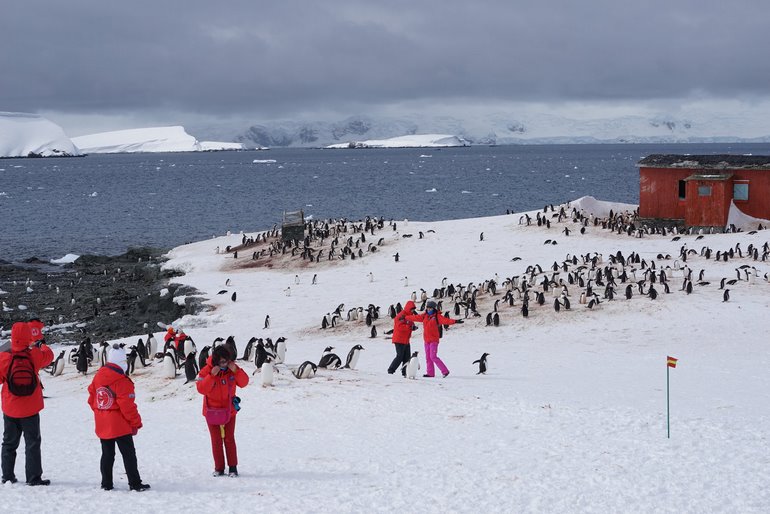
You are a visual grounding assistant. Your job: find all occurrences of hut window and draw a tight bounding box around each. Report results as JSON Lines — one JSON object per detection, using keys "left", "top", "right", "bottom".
{"left": 734, "top": 183, "right": 749, "bottom": 201}
{"left": 678, "top": 180, "right": 686, "bottom": 199}
{"left": 698, "top": 185, "right": 712, "bottom": 197}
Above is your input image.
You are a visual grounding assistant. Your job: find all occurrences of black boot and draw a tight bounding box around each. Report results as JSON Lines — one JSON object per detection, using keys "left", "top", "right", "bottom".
{"left": 228, "top": 466, "right": 238, "bottom": 477}
{"left": 129, "top": 483, "right": 151, "bottom": 492}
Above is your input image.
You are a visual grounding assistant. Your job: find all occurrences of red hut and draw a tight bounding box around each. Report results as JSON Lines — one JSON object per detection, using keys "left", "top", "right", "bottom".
{"left": 638, "top": 154, "right": 770, "bottom": 228}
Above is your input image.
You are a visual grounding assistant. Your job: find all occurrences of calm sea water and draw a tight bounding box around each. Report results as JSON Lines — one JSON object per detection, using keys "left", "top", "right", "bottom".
{"left": 2, "top": 143, "right": 770, "bottom": 261}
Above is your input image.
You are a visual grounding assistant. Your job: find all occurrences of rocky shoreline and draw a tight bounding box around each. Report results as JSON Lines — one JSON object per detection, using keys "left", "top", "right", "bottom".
{"left": 0, "top": 247, "right": 207, "bottom": 344}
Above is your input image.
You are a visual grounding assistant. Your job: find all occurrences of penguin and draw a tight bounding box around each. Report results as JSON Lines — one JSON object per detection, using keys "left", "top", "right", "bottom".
{"left": 162, "top": 351, "right": 177, "bottom": 379}
{"left": 293, "top": 361, "right": 317, "bottom": 379}
{"left": 343, "top": 345, "right": 364, "bottom": 369}
{"left": 126, "top": 347, "right": 138, "bottom": 376}
{"left": 253, "top": 340, "right": 268, "bottom": 372}
{"left": 184, "top": 352, "right": 199, "bottom": 384}
{"left": 147, "top": 334, "right": 158, "bottom": 357}
{"left": 403, "top": 351, "right": 420, "bottom": 379}
{"left": 49, "top": 350, "right": 65, "bottom": 376}
{"left": 98, "top": 341, "right": 109, "bottom": 367}
{"left": 723, "top": 289, "right": 730, "bottom": 302}
{"left": 136, "top": 339, "right": 148, "bottom": 367}
{"left": 493, "top": 313, "right": 500, "bottom": 326}
{"left": 275, "top": 337, "right": 287, "bottom": 364}
{"left": 261, "top": 355, "right": 275, "bottom": 387}
{"left": 76, "top": 340, "right": 90, "bottom": 375}
{"left": 240, "top": 337, "right": 255, "bottom": 361}
{"left": 370, "top": 325, "right": 378, "bottom": 338}
{"left": 231, "top": 292, "right": 237, "bottom": 302}
{"left": 318, "top": 346, "right": 342, "bottom": 369}
{"left": 473, "top": 353, "right": 490, "bottom": 375}
{"left": 224, "top": 336, "right": 238, "bottom": 362}
{"left": 198, "top": 345, "right": 211, "bottom": 371}
{"left": 264, "top": 315, "right": 270, "bottom": 329}
{"left": 184, "top": 338, "right": 196, "bottom": 359}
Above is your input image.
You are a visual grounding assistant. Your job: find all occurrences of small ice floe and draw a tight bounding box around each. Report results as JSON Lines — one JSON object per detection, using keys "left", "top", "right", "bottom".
{"left": 420, "top": 154, "right": 432, "bottom": 158}
{"left": 89, "top": 192, "right": 98, "bottom": 197}
{"left": 564, "top": 174, "right": 570, "bottom": 178}
{"left": 486, "top": 168, "right": 491, "bottom": 171}
{"left": 253, "top": 159, "right": 277, "bottom": 164}
{"left": 0, "top": 192, "right": 8, "bottom": 196}
{"left": 425, "top": 188, "right": 437, "bottom": 193}
{"left": 50, "top": 254, "right": 80, "bottom": 264}
{"left": 461, "top": 190, "right": 472, "bottom": 194}
{"left": 17, "top": 305, "right": 28, "bottom": 311}
{"left": 306, "top": 204, "right": 313, "bottom": 207}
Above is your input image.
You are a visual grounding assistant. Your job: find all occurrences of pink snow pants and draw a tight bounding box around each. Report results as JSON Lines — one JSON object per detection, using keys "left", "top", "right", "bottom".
{"left": 424, "top": 342, "right": 448, "bottom": 377}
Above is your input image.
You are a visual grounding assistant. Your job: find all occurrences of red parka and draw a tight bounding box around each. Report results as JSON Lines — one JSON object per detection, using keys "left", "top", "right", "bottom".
{"left": 196, "top": 357, "right": 249, "bottom": 417}
{"left": 0, "top": 343, "right": 53, "bottom": 419}
{"left": 406, "top": 310, "right": 457, "bottom": 343}
{"left": 87, "top": 363, "right": 142, "bottom": 439}
{"left": 392, "top": 301, "right": 417, "bottom": 344}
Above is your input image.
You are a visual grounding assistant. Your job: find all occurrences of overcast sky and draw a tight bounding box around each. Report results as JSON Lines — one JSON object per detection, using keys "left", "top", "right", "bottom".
{"left": 3, "top": 0, "right": 770, "bottom": 134}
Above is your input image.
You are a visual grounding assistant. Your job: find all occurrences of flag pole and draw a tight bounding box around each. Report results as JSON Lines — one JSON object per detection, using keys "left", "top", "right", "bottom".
{"left": 666, "top": 362, "right": 670, "bottom": 439}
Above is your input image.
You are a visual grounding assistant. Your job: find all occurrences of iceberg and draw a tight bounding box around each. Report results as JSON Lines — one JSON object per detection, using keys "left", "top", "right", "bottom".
{"left": 72, "top": 126, "right": 243, "bottom": 154}
{"left": 0, "top": 112, "right": 80, "bottom": 158}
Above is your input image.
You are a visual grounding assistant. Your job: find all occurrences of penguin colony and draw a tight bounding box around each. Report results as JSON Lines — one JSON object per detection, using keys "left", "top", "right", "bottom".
{"left": 26, "top": 201, "right": 770, "bottom": 384}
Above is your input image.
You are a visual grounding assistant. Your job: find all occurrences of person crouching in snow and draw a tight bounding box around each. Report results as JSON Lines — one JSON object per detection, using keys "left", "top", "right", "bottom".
{"left": 87, "top": 345, "right": 150, "bottom": 491}
{"left": 0, "top": 320, "right": 54, "bottom": 486}
{"left": 196, "top": 345, "right": 248, "bottom": 477}
{"left": 406, "top": 300, "right": 463, "bottom": 378}
{"left": 388, "top": 300, "right": 417, "bottom": 377}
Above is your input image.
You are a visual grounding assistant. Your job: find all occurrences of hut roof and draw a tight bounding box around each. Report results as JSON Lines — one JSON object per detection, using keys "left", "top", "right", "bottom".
{"left": 638, "top": 154, "right": 770, "bottom": 170}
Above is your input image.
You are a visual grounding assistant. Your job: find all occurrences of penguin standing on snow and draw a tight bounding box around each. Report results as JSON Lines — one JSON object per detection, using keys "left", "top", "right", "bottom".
{"left": 76, "top": 339, "right": 91, "bottom": 375}
{"left": 275, "top": 337, "right": 287, "bottom": 364}
{"left": 264, "top": 315, "right": 270, "bottom": 329}
{"left": 198, "top": 345, "right": 211, "bottom": 371}
{"left": 48, "top": 350, "right": 65, "bottom": 376}
{"left": 261, "top": 355, "right": 275, "bottom": 387}
{"left": 403, "top": 351, "right": 420, "bottom": 379}
{"left": 252, "top": 340, "right": 268, "bottom": 374}
{"left": 184, "top": 352, "right": 199, "bottom": 384}
{"left": 473, "top": 353, "right": 490, "bottom": 375}
{"left": 343, "top": 345, "right": 364, "bottom": 369}
{"left": 162, "top": 351, "right": 177, "bottom": 379}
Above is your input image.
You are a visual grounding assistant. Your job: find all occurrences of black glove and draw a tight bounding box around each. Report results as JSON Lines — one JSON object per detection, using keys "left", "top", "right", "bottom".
{"left": 34, "top": 339, "right": 45, "bottom": 348}
{"left": 455, "top": 319, "right": 464, "bottom": 324}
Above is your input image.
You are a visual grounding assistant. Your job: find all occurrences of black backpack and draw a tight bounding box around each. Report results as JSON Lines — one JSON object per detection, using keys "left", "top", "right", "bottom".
{"left": 6, "top": 352, "right": 38, "bottom": 397}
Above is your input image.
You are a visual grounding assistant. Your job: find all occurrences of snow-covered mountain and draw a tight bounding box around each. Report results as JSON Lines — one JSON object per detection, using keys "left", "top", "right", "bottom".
{"left": 0, "top": 111, "right": 80, "bottom": 157}
{"left": 72, "top": 126, "right": 243, "bottom": 154}
{"left": 326, "top": 134, "right": 470, "bottom": 149}
{"left": 228, "top": 112, "right": 770, "bottom": 148}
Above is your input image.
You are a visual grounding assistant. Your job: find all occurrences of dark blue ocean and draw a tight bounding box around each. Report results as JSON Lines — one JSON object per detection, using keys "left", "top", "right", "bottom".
{"left": 2, "top": 143, "right": 770, "bottom": 261}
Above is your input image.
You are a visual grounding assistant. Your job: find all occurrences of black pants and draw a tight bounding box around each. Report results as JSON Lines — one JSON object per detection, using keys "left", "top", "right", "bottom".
{"left": 100, "top": 435, "right": 142, "bottom": 488}
{"left": 2, "top": 414, "right": 43, "bottom": 483}
{"left": 387, "top": 343, "right": 411, "bottom": 376}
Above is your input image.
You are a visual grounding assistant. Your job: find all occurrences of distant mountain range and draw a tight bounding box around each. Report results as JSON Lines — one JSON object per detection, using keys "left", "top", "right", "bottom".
{"left": 190, "top": 113, "right": 770, "bottom": 148}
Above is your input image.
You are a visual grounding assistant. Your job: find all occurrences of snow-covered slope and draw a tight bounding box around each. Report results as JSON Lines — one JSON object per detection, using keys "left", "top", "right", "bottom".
{"left": 326, "top": 133, "right": 470, "bottom": 148}
{"left": 4, "top": 197, "right": 769, "bottom": 511}
{"left": 0, "top": 111, "right": 80, "bottom": 157}
{"left": 72, "top": 126, "right": 243, "bottom": 153}
{"left": 229, "top": 108, "right": 770, "bottom": 148}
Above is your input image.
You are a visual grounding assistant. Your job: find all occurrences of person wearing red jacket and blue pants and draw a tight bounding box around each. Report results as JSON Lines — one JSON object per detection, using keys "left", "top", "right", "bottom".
{"left": 406, "top": 300, "right": 463, "bottom": 378}
{"left": 196, "top": 345, "right": 249, "bottom": 477}
{"left": 0, "top": 320, "right": 53, "bottom": 486}
{"left": 388, "top": 300, "right": 417, "bottom": 376}
{"left": 87, "top": 345, "right": 149, "bottom": 491}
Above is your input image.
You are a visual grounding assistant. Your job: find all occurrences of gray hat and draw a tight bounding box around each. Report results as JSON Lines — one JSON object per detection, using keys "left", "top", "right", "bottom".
{"left": 426, "top": 300, "right": 437, "bottom": 310}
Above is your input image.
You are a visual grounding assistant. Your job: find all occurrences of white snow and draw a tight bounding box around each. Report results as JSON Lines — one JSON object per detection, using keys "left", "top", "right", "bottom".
{"left": 4, "top": 196, "right": 770, "bottom": 511}
{"left": 0, "top": 112, "right": 80, "bottom": 157}
{"left": 326, "top": 133, "right": 470, "bottom": 149}
{"left": 50, "top": 253, "right": 80, "bottom": 264}
{"left": 71, "top": 126, "right": 242, "bottom": 154}
{"left": 726, "top": 201, "right": 770, "bottom": 231}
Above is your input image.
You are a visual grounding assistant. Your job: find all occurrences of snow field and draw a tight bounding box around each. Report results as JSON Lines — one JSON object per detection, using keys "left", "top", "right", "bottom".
{"left": 4, "top": 196, "right": 770, "bottom": 512}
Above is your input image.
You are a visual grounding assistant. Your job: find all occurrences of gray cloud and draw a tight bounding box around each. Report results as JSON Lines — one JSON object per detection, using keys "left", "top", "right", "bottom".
{"left": 3, "top": 0, "right": 770, "bottom": 120}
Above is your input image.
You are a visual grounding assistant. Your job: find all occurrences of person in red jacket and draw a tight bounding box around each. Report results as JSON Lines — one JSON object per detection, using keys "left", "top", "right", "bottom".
{"left": 87, "top": 345, "right": 150, "bottom": 491}
{"left": 196, "top": 345, "right": 248, "bottom": 477}
{"left": 388, "top": 300, "right": 417, "bottom": 377}
{"left": 406, "top": 300, "right": 463, "bottom": 378}
{"left": 0, "top": 321, "right": 54, "bottom": 485}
